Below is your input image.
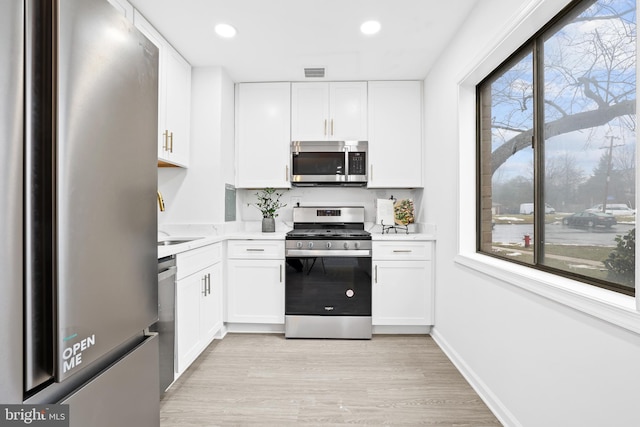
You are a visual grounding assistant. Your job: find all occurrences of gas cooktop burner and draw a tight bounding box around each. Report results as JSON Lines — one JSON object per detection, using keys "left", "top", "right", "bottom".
{"left": 287, "top": 206, "right": 370, "bottom": 240}
{"left": 286, "top": 229, "right": 371, "bottom": 239}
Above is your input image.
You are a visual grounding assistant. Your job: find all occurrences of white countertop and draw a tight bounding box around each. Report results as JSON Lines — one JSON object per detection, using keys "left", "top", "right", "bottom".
{"left": 371, "top": 232, "right": 436, "bottom": 241}
{"left": 367, "top": 223, "right": 436, "bottom": 241}
{"left": 158, "top": 231, "right": 288, "bottom": 258}
{"left": 158, "top": 235, "right": 222, "bottom": 258}
{"left": 158, "top": 222, "right": 435, "bottom": 258}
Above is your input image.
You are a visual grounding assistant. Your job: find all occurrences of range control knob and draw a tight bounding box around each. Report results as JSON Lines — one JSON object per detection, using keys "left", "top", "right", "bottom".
{"left": 343, "top": 242, "right": 350, "bottom": 249}
{"left": 354, "top": 241, "right": 360, "bottom": 249}
{"left": 307, "top": 241, "right": 314, "bottom": 249}
{"left": 326, "top": 242, "right": 332, "bottom": 249}
{"left": 296, "top": 241, "right": 303, "bottom": 249}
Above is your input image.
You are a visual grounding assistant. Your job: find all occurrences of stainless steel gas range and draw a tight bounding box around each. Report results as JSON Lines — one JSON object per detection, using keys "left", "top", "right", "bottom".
{"left": 285, "top": 206, "right": 372, "bottom": 339}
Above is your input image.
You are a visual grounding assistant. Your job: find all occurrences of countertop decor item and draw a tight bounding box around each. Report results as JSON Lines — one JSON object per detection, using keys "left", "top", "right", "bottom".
{"left": 381, "top": 196, "right": 414, "bottom": 234}
{"left": 394, "top": 199, "right": 415, "bottom": 225}
{"left": 376, "top": 198, "right": 395, "bottom": 226}
{"left": 254, "top": 188, "right": 287, "bottom": 232}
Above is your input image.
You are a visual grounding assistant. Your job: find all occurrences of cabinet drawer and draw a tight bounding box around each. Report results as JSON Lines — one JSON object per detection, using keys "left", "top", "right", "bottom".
{"left": 372, "top": 241, "right": 432, "bottom": 261}
{"left": 176, "top": 243, "right": 222, "bottom": 280}
{"left": 227, "top": 240, "right": 284, "bottom": 259}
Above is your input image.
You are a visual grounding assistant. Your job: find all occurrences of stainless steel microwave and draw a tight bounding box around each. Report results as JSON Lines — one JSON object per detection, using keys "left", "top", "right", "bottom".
{"left": 291, "top": 141, "right": 368, "bottom": 186}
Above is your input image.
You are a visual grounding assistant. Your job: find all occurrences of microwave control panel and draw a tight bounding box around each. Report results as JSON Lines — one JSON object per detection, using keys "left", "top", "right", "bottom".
{"left": 348, "top": 152, "right": 366, "bottom": 175}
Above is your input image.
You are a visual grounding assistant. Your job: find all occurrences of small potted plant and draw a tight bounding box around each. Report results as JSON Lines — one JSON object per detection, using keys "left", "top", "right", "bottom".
{"left": 253, "top": 188, "right": 286, "bottom": 232}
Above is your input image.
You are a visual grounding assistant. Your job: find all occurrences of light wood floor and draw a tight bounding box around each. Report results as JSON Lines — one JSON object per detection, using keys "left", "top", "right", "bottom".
{"left": 160, "top": 334, "right": 501, "bottom": 426}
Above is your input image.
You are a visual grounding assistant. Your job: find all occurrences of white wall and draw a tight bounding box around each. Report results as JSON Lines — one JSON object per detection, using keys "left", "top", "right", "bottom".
{"left": 158, "top": 67, "right": 235, "bottom": 225}
{"left": 424, "top": 0, "right": 640, "bottom": 426}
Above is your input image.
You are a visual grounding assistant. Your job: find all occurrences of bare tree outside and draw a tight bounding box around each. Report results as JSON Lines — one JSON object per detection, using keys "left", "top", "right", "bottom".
{"left": 545, "top": 152, "right": 585, "bottom": 212}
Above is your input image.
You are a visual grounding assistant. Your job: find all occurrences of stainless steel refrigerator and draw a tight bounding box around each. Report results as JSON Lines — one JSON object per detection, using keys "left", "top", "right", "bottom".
{"left": 1, "top": 0, "right": 160, "bottom": 425}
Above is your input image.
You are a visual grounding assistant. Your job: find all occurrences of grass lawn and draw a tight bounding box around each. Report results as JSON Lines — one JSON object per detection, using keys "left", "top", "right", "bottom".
{"left": 488, "top": 214, "right": 634, "bottom": 287}
{"left": 544, "top": 244, "right": 612, "bottom": 260}
{"left": 490, "top": 243, "right": 612, "bottom": 281}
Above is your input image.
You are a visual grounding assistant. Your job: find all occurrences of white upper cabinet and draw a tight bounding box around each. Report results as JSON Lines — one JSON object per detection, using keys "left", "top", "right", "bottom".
{"left": 236, "top": 82, "right": 291, "bottom": 188}
{"left": 367, "top": 81, "right": 423, "bottom": 188}
{"left": 133, "top": 11, "right": 191, "bottom": 168}
{"left": 329, "top": 83, "right": 368, "bottom": 140}
{"left": 291, "top": 82, "right": 367, "bottom": 141}
{"left": 162, "top": 47, "right": 191, "bottom": 167}
{"left": 291, "top": 83, "right": 328, "bottom": 141}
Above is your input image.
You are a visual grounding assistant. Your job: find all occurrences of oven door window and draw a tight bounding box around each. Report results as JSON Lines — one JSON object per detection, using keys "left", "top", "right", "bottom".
{"left": 285, "top": 256, "right": 371, "bottom": 316}
{"left": 292, "top": 152, "right": 345, "bottom": 176}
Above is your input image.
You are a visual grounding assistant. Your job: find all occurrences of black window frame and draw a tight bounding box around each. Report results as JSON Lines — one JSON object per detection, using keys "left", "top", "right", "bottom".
{"left": 476, "top": 0, "right": 636, "bottom": 297}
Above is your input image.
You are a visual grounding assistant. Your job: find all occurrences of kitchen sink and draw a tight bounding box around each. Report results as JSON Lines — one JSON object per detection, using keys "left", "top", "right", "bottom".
{"left": 157, "top": 237, "right": 203, "bottom": 246}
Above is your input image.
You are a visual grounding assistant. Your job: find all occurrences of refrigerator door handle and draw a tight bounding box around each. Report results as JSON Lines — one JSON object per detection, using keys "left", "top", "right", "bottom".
{"left": 24, "top": 0, "right": 56, "bottom": 392}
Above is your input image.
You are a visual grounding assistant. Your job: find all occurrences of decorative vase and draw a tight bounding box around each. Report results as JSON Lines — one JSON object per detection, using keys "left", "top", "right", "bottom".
{"left": 262, "top": 217, "right": 275, "bottom": 232}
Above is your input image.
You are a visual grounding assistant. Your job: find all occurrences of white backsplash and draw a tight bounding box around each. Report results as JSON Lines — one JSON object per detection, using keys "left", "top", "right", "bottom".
{"left": 158, "top": 186, "right": 429, "bottom": 236}
{"left": 238, "top": 187, "right": 424, "bottom": 226}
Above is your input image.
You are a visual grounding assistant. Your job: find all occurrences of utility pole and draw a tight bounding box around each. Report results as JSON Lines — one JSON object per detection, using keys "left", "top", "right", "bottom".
{"left": 600, "top": 135, "right": 622, "bottom": 213}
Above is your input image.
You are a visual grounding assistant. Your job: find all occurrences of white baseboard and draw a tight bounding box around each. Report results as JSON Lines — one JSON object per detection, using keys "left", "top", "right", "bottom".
{"left": 430, "top": 328, "right": 521, "bottom": 427}
{"left": 373, "top": 325, "right": 431, "bottom": 334}
{"left": 225, "top": 323, "right": 285, "bottom": 334}
{"left": 223, "top": 324, "right": 431, "bottom": 336}
{"left": 215, "top": 325, "right": 228, "bottom": 339}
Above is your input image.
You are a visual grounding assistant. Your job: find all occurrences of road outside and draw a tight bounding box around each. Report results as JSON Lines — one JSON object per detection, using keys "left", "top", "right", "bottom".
{"left": 493, "top": 222, "right": 635, "bottom": 246}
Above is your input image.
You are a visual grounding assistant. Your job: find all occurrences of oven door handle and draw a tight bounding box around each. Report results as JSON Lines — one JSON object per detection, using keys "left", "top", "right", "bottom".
{"left": 285, "top": 249, "right": 371, "bottom": 257}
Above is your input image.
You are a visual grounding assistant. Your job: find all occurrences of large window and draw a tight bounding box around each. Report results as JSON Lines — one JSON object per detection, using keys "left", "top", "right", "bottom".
{"left": 478, "top": 0, "right": 636, "bottom": 295}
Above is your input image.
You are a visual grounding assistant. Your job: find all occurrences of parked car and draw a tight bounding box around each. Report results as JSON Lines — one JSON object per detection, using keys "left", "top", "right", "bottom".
{"left": 519, "top": 203, "right": 556, "bottom": 215}
{"left": 585, "top": 204, "right": 635, "bottom": 216}
{"left": 562, "top": 211, "right": 617, "bottom": 228}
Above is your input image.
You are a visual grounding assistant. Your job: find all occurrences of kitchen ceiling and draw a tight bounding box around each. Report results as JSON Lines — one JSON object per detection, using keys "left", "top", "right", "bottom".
{"left": 127, "top": 0, "right": 479, "bottom": 82}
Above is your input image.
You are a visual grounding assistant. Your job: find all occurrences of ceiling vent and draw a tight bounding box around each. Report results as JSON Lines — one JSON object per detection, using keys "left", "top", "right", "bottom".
{"left": 304, "top": 67, "right": 325, "bottom": 78}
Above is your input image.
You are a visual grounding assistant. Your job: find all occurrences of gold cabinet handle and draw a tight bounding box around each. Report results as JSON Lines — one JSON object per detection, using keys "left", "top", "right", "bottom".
{"left": 280, "top": 264, "right": 283, "bottom": 283}
{"left": 169, "top": 131, "right": 174, "bottom": 153}
{"left": 286, "top": 165, "right": 289, "bottom": 181}
{"left": 374, "top": 265, "right": 378, "bottom": 283}
{"left": 370, "top": 164, "right": 373, "bottom": 181}
{"left": 393, "top": 250, "right": 413, "bottom": 253}
{"left": 330, "top": 119, "right": 334, "bottom": 136}
{"left": 324, "top": 119, "right": 327, "bottom": 136}
{"left": 202, "top": 275, "right": 207, "bottom": 296}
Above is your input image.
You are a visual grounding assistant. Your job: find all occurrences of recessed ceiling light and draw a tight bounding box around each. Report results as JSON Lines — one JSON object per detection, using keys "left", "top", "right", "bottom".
{"left": 215, "top": 23, "right": 237, "bottom": 38}
{"left": 360, "top": 20, "right": 381, "bottom": 35}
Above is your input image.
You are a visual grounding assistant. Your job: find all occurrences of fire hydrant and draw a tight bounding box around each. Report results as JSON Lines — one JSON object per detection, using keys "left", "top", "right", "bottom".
{"left": 523, "top": 234, "right": 531, "bottom": 248}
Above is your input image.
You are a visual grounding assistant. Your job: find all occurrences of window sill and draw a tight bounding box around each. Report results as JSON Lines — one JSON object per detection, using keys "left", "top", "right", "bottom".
{"left": 455, "top": 252, "right": 640, "bottom": 335}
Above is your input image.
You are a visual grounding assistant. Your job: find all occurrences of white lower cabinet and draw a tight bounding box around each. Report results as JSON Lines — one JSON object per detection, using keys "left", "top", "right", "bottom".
{"left": 175, "top": 243, "right": 223, "bottom": 375}
{"left": 226, "top": 240, "right": 285, "bottom": 324}
{"left": 372, "top": 241, "right": 434, "bottom": 326}
{"left": 200, "top": 262, "right": 223, "bottom": 342}
{"left": 175, "top": 268, "right": 204, "bottom": 373}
